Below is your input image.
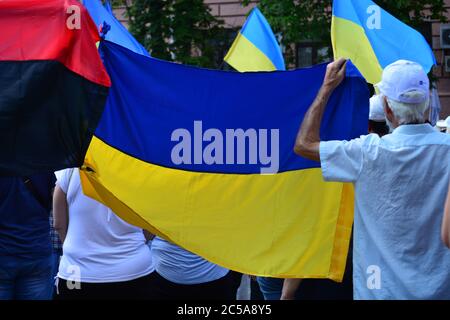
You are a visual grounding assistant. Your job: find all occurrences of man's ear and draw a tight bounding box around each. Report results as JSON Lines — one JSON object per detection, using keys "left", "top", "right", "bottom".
{"left": 383, "top": 97, "right": 395, "bottom": 123}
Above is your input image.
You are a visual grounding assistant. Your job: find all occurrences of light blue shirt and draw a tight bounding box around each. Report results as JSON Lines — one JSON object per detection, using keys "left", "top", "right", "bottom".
{"left": 151, "top": 237, "right": 229, "bottom": 285}
{"left": 320, "top": 124, "right": 450, "bottom": 300}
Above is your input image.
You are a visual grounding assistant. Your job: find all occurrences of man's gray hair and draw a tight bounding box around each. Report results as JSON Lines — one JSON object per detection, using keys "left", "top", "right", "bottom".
{"left": 384, "top": 91, "right": 429, "bottom": 125}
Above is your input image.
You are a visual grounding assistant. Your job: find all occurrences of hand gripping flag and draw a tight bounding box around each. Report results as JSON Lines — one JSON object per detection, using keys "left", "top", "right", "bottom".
{"left": 0, "top": 0, "right": 111, "bottom": 176}
{"left": 332, "top": 0, "right": 436, "bottom": 84}
{"left": 225, "top": 7, "right": 285, "bottom": 72}
{"left": 80, "top": 41, "right": 368, "bottom": 280}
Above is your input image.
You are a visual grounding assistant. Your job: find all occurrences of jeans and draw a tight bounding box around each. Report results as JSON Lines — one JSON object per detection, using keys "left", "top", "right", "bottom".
{"left": 256, "top": 277, "right": 284, "bottom": 300}
{"left": 0, "top": 254, "right": 53, "bottom": 300}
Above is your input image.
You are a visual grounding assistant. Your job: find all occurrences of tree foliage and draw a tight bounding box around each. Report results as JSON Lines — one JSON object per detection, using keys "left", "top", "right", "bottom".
{"left": 123, "top": 0, "right": 226, "bottom": 68}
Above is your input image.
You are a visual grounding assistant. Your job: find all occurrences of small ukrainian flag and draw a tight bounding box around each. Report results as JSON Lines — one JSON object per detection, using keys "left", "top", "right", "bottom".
{"left": 332, "top": 0, "right": 436, "bottom": 84}
{"left": 224, "top": 7, "right": 285, "bottom": 72}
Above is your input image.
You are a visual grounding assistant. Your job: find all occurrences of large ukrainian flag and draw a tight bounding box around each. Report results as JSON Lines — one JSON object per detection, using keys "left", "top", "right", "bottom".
{"left": 332, "top": 0, "right": 436, "bottom": 84}
{"left": 80, "top": 41, "right": 368, "bottom": 280}
{"left": 224, "top": 7, "right": 285, "bottom": 72}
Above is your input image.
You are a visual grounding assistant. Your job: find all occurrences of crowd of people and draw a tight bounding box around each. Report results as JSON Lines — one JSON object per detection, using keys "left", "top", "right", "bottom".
{"left": 0, "top": 58, "right": 449, "bottom": 300}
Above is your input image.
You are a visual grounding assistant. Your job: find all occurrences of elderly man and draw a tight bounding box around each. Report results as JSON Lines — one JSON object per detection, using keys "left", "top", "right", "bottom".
{"left": 294, "top": 58, "right": 450, "bottom": 300}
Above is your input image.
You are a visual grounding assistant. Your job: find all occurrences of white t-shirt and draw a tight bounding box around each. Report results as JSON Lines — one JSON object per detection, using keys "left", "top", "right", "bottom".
{"left": 151, "top": 237, "right": 229, "bottom": 285}
{"left": 55, "top": 168, "right": 154, "bottom": 283}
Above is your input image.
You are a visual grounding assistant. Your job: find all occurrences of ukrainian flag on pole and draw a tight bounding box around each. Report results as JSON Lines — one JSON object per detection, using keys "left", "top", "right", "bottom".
{"left": 224, "top": 7, "right": 285, "bottom": 72}
{"left": 83, "top": 0, "right": 150, "bottom": 57}
{"left": 332, "top": 0, "right": 436, "bottom": 84}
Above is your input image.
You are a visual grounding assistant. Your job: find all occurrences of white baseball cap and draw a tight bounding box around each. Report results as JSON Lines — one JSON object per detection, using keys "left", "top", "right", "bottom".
{"left": 369, "top": 95, "right": 385, "bottom": 122}
{"left": 436, "top": 116, "right": 450, "bottom": 128}
{"left": 375, "top": 60, "right": 429, "bottom": 104}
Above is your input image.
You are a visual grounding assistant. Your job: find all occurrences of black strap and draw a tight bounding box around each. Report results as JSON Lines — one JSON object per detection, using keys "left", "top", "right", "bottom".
{"left": 22, "top": 177, "right": 48, "bottom": 210}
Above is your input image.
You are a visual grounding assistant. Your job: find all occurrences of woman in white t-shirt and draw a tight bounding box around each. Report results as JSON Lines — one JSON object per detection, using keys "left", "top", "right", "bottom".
{"left": 52, "top": 168, "right": 155, "bottom": 299}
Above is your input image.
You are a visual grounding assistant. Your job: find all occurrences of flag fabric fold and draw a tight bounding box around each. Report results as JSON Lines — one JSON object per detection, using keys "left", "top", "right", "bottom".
{"left": 225, "top": 7, "right": 285, "bottom": 72}
{"left": 332, "top": 0, "right": 436, "bottom": 84}
{"left": 83, "top": 0, "right": 150, "bottom": 57}
{"left": 80, "top": 41, "right": 368, "bottom": 281}
{"left": 0, "top": 0, "right": 110, "bottom": 176}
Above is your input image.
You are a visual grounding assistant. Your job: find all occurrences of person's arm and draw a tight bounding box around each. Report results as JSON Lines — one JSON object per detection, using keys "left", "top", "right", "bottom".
{"left": 280, "top": 278, "right": 302, "bottom": 300}
{"left": 294, "top": 58, "right": 347, "bottom": 161}
{"left": 442, "top": 183, "right": 450, "bottom": 248}
{"left": 53, "top": 185, "right": 69, "bottom": 243}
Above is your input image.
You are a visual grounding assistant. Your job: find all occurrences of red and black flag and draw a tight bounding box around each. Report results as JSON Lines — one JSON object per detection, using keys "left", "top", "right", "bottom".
{"left": 0, "top": 0, "right": 111, "bottom": 176}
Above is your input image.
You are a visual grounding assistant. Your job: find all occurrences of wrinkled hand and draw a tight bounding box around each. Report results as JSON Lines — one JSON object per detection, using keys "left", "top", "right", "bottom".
{"left": 323, "top": 58, "right": 347, "bottom": 91}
